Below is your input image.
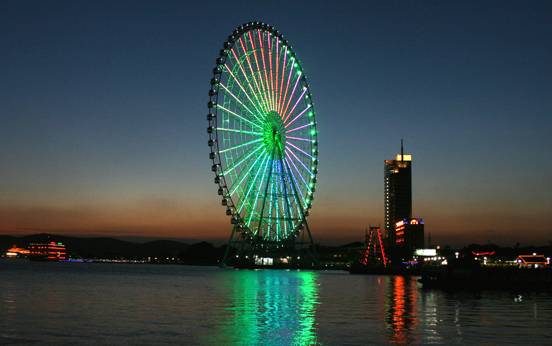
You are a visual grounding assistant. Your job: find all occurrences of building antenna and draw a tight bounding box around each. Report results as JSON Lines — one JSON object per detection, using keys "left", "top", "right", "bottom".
{"left": 400, "top": 138, "right": 404, "bottom": 161}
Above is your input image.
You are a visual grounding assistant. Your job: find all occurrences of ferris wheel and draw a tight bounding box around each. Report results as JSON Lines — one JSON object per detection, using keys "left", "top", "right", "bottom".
{"left": 207, "top": 22, "right": 318, "bottom": 251}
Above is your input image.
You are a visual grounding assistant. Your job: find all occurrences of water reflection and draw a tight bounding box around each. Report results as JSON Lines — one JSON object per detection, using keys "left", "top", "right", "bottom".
{"left": 386, "top": 276, "right": 418, "bottom": 344}
{"left": 209, "top": 270, "right": 319, "bottom": 345}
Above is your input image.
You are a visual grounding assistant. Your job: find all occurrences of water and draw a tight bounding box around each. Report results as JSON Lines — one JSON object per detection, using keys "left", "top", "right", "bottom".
{"left": 1, "top": 260, "right": 551, "bottom": 345}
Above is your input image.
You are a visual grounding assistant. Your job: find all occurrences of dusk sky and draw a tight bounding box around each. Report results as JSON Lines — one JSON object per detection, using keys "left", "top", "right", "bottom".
{"left": 1, "top": 0, "right": 551, "bottom": 245}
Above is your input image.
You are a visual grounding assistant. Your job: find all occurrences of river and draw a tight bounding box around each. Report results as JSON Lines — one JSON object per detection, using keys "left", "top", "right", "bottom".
{"left": 1, "top": 260, "right": 551, "bottom": 345}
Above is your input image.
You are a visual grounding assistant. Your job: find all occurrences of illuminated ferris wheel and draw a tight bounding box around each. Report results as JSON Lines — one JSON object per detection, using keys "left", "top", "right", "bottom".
{"left": 207, "top": 22, "right": 318, "bottom": 261}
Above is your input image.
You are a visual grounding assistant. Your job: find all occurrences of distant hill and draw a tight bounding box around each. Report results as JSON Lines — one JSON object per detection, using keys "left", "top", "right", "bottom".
{"left": 0, "top": 233, "right": 224, "bottom": 264}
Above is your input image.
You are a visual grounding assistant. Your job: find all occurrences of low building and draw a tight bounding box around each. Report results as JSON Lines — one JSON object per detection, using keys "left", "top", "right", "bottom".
{"left": 5, "top": 246, "right": 30, "bottom": 258}
{"left": 29, "top": 242, "right": 67, "bottom": 261}
{"left": 395, "top": 218, "right": 424, "bottom": 255}
{"left": 516, "top": 254, "right": 548, "bottom": 268}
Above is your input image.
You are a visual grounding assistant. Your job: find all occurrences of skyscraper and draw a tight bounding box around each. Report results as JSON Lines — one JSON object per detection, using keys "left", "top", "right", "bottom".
{"left": 384, "top": 140, "right": 412, "bottom": 245}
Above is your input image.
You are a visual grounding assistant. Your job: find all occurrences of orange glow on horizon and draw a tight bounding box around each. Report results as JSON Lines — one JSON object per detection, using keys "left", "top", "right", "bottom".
{"left": 0, "top": 201, "right": 551, "bottom": 245}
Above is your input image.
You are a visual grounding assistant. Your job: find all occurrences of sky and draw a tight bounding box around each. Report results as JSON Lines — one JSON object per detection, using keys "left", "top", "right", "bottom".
{"left": 1, "top": 0, "right": 551, "bottom": 246}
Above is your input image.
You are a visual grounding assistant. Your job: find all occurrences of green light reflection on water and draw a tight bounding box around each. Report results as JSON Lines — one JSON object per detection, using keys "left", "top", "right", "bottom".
{"left": 208, "top": 270, "right": 319, "bottom": 345}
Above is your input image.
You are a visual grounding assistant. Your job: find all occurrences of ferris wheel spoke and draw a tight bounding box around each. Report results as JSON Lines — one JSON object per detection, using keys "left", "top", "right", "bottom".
{"left": 282, "top": 156, "right": 308, "bottom": 224}
{"left": 275, "top": 162, "right": 286, "bottom": 236}
{"left": 286, "top": 135, "right": 311, "bottom": 142}
{"left": 258, "top": 30, "right": 274, "bottom": 112}
{"left": 247, "top": 155, "right": 271, "bottom": 228}
{"left": 216, "top": 104, "right": 263, "bottom": 130}
{"left": 281, "top": 74, "right": 302, "bottom": 121}
{"left": 279, "top": 160, "right": 295, "bottom": 235}
{"left": 276, "top": 43, "right": 285, "bottom": 113}
{"left": 239, "top": 154, "right": 270, "bottom": 222}
{"left": 287, "top": 141, "right": 314, "bottom": 159}
{"left": 279, "top": 52, "right": 299, "bottom": 114}
{"left": 266, "top": 160, "right": 274, "bottom": 239}
{"left": 230, "top": 48, "right": 266, "bottom": 112}
{"left": 285, "top": 147, "right": 313, "bottom": 177}
{"left": 239, "top": 37, "right": 269, "bottom": 113}
{"left": 285, "top": 152, "right": 312, "bottom": 195}
{"left": 253, "top": 151, "right": 276, "bottom": 235}
{"left": 284, "top": 173, "right": 302, "bottom": 229}
{"left": 229, "top": 150, "right": 267, "bottom": 196}
{"left": 237, "top": 153, "right": 270, "bottom": 214}
{"left": 267, "top": 34, "right": 276, "bottom": 112}
{"left": 277, "top": 46, "right": 288, "bottom": 115}
{"left": 286, "top": 161, "right": 307, "bottom": 209}
{"left": 257, "top": 31, "right": 270, "bottom": 111}
{"left": 274, "top": 38, "right": 280, "bottom": 115}
{"left": 286, "top": 122, "right": 312, "bottom": 135}
{"left": 258, "top": 30, "right": 276, "bottom": 112}
{"left": 254, "top": 30, "right": 271, "bottom": 113}
{"left": 275, "top": 161, "right": 285, "bottom": 240}
{"left": 282, "top": 87, "right": 307, "bottom": 124}
{"left": 224, "top": 64, "right": 266, "bottom": 118}
{"left": 274, "top": 147, "right": 295, "bottom": 236}
{"left": 218, "top": 83, "right": 263, "bottom": 124}
{"left": 228, "top": 50, "right": 268, "bottom": 113}
{"left": 271, "top": 179, "right": 279, "bottom": 240}
{"left": 247, "top": 31, "right": 271, "bottom": 113}
{"left": 224, "top": 62, "right": 265, "bottom": 117}
{"left": 224, "top": 144, "right": 264, "bottom": 175}
{"left": 285, "top": 104, "right": 312, "bottom": 129}
{"left": 216, "top": 127, "right": 262, "bottom": 136}
{"left": 279, "top": 65, "right": 296, "bottom": 115}
{"left": 219, "top": 138, "right": 263, "bottom": 154}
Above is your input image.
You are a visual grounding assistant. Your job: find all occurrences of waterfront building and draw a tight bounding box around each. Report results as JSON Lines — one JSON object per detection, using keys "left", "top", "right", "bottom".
{"left": 395, "top": 218, "right": 424, "bottom": 254}
{"left": 4, "top": 246, "right": 30, "bottom": 258}
{"left": 516, "top": 254, "right": 548, "bottom": 268}
{"left": 28, "top": 242, "right": 67, "bottom": 261}
{"left": 384, "top": 140, "right": 412, "bottom": 245}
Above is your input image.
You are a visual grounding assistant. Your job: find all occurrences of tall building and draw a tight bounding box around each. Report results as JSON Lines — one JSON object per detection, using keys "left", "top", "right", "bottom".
{"left": 384, "top": 140, "right": 412, "bottom": 245}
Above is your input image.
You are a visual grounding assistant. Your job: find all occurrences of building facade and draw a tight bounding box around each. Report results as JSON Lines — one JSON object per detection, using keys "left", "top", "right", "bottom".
{"left": 395, "top": 218, "right": 425, "bottom": 254}
{"left": 28, "top": 242, "right": 67, "bottom": 261}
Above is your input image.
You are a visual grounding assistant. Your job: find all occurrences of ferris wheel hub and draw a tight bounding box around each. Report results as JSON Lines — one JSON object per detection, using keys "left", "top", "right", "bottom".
{"left": 262, "top": 111, "right": 286, "bottom": 157}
